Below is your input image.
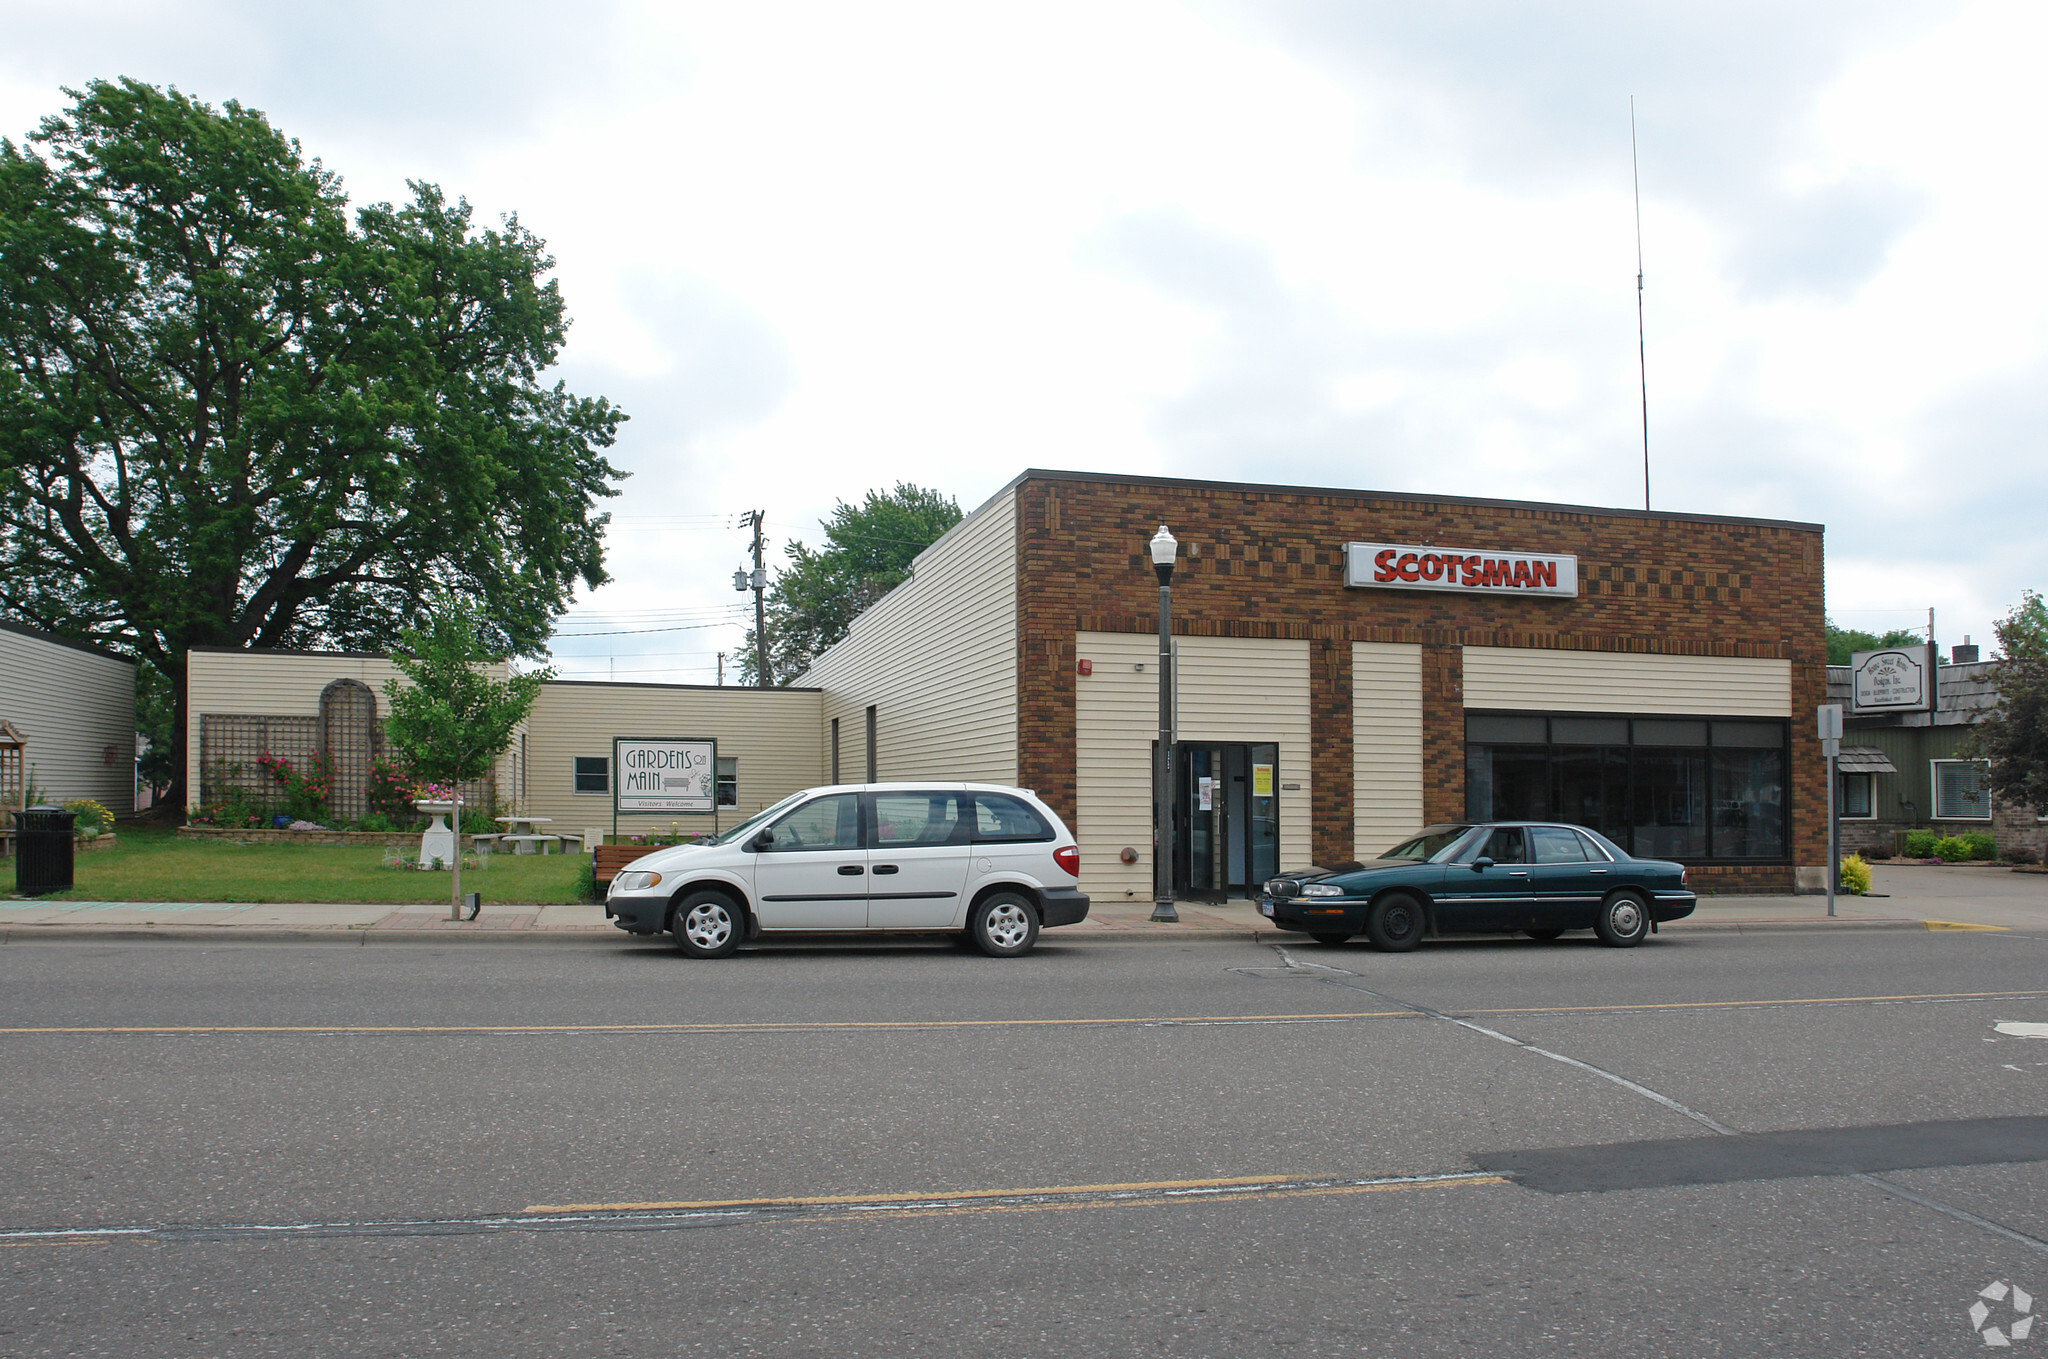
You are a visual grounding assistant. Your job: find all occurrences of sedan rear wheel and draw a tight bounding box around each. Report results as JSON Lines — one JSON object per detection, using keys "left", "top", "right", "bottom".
{"left": 672, "top": 891, "right": 743, "bottom": 958}
{"left": 1594, "top": 892, "right": 1650, "bottom": 948}
{"left": 1365, "top": 892, "right": 1425, "bottom": 952}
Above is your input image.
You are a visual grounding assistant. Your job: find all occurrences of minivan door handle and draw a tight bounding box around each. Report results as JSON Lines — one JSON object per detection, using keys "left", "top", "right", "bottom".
{"left": 872, "top": 864, "right": 900, "bottom": 875}
{"left": 837, "top": 865, "right": 864, "bottom": 876}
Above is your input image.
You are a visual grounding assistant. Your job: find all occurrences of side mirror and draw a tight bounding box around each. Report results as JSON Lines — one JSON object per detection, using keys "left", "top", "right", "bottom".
{"left": 749, "top": 828, "right": 775, "bottom": 851}
{"left": 1471, "top": 856, "right": 1495, "bottom": 871}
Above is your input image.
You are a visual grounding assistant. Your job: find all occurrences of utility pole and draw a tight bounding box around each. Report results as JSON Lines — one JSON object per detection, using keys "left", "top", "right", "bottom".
{"left": 739, "top": 510, "right": 773, "bottom": 688}
{"left": 716, "top": 651, "right": 725, "bottom": 687}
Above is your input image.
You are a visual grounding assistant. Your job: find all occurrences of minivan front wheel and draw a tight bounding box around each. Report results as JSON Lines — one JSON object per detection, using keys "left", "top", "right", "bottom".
{"left": 672, "top": 891, "right": 743, "bottom": 958}
{"left": 968, "top": 892, "right": 1040, "bottom": 958}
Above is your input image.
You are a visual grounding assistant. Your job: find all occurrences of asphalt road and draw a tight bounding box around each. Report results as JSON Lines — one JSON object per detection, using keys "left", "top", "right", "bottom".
{"left": 3, "top": 926, "right": 2046, "bottom": 1357}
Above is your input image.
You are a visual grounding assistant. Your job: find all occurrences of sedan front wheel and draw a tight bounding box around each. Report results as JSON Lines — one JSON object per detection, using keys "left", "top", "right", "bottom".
{"left": 1365, "top": 892, "right": 1425, "bottom": 952}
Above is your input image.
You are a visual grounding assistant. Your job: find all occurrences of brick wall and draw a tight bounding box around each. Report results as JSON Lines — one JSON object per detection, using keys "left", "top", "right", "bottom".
{"left": 1012, "top": 472, "right": 1827, "bottom": 893}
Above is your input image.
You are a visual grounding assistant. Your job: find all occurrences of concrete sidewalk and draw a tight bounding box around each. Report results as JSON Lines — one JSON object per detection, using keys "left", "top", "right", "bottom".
{"left": 1, "top": 861, "right": 2039, "bottom": 943}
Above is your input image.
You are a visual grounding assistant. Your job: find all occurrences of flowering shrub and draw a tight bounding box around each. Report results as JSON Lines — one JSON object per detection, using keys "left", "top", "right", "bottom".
{"left": 257, "top": 749, "right": 333, "bottom": 821}
{"left": 1839, "top": 853, "right": 1872, "bottom": 895}
{"left": 366, "top": 760, "right": 419, "bottom": 820}
{"left": 64, "top": 798, "right": 115, "bottom": 838}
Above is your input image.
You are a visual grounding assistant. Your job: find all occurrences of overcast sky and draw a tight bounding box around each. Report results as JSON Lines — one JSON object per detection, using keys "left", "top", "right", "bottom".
{"left": 6, "top": 0, "right": 2043, "bottom": 678}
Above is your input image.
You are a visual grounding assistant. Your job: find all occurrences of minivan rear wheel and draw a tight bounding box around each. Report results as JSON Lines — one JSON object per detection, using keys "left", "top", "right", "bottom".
{"left": 968, "top": 892, "right": 1039, "bottom": 958}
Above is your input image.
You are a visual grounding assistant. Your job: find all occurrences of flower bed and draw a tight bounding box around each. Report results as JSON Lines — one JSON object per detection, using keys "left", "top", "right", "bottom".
{"left": 178, "top": 825, "right": 441, "bottom": 849}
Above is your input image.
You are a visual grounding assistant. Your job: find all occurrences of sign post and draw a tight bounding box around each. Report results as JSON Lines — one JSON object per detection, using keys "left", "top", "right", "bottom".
{"left": 1818, "top": 705, "right": 1843, "bottom": 918}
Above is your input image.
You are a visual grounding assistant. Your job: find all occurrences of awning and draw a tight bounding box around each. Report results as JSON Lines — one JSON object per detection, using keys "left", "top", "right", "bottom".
{"left": 1837, "top": 746, "right": 1898, "bottom": 774}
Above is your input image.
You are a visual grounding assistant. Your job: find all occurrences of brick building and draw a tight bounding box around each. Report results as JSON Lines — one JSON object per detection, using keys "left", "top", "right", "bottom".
{"left": 800, "top": 469, "right": 1828, "bottom": 899}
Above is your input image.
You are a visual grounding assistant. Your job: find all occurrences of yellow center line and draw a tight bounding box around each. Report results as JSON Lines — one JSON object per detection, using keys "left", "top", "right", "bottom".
{"left": 769, "top": 1176, "right": 1507, "bottom": 1226}
{"left": 526, "top": 1173, "right": 1334, "bottom": 1215}
{"left": 1, "top": 990, "right": 2040, "bottom": 1038}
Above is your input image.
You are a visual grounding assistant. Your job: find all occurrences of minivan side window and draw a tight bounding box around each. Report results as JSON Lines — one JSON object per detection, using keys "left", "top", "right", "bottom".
{"left": 972, "top": 793, "right": 1052, "bottom": 844}
{"left": 871, "top": 792, "right": 971, "bottom": 847}
{"left": 763, "top": 794, "right": 861, "bottom": 851}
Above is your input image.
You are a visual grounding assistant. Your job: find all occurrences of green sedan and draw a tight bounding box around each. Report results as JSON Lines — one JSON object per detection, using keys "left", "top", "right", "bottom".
{"left": 1258, "top": 822, "right": 1697, "bottom": 950}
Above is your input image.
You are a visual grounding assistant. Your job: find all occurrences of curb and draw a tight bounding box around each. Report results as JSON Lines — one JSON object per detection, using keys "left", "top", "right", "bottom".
{"left": 1, "top": 919, "right": 1944, "bottom": 945}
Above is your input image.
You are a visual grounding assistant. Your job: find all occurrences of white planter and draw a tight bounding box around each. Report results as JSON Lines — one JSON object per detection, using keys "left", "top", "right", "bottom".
{"left": 415, "top": 800, "right": 457, "bottom": 869}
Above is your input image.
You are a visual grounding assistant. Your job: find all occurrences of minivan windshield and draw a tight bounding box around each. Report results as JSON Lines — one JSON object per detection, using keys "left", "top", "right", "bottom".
{"left": 705, "top": 791, "right": 809, "bottom": 846}
{"left": 1378, "top": 825, "right": 1476, "bottom": 863}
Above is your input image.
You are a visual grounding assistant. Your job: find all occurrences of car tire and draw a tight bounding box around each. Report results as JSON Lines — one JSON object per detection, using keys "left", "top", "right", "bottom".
{"left": 1365, "top": 892, "right": 1425, "bottom": 952}
{"left": 968, "top": 891, "right": 1040, "bottom": 958}
{"left": 672, "top": 890, "right": 743, "bottom": 958}
{"left": 1593, "top": 892, "right": 1650, "bottom": 948}
{"left": 1525, "top": 928, "right": 1566, "bottom": 943}
{"left": 1309, "top": 932, "right": 1352, "bottom": 945}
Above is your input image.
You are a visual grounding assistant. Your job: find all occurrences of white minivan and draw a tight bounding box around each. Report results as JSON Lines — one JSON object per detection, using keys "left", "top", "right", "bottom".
{"left": 604, "top": 783, "right": 1090, "bottom": 958}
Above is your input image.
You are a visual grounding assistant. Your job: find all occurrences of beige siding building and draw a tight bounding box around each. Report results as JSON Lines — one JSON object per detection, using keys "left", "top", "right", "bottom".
{"left": 0, "top": 622, "right": 136, "bottom": 814}
{"left": 801, "top": 488, "right": 1019, "bottom": 787}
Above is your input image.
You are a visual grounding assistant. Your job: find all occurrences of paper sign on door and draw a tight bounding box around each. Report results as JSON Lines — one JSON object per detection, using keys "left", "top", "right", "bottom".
{"left": 1197, "top": 776, "right": 1213, "bottom": 811}
{"left": 1252, "top": 764, "right": 1274, "bottom": 797}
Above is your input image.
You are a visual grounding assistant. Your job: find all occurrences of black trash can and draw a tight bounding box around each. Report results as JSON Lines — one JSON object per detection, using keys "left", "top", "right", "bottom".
{"left": 16, "top": 805, "right": 76, "bottom": 896}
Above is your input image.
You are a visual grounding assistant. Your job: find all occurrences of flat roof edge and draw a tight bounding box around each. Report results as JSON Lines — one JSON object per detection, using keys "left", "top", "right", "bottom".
{"left": 1010, "top": 468, "right": 1824, "bottom": 534}
{"left": 1, "top": 618, "right": 136, "bottom": 664}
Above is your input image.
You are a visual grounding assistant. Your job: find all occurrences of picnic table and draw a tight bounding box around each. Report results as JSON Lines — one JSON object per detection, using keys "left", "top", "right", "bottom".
{"left": 497, "top": 815, "right": 567, "bottom": 855}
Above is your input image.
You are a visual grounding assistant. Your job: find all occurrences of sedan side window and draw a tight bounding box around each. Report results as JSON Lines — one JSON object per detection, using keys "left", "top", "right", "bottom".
{"left": 764, "top": 794, "right": 861, "bottom": 851}
{"left": 1480, "top": 827, "right": 1528, "bottom": 864}
{"left": 1530, "top": 826, "right": 1589, "bottom": 864}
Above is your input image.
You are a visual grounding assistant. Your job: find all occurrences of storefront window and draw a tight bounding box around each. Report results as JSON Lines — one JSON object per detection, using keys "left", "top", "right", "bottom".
{"left": 1839, "top": 773, "right": 1874, "bottom": 818}
{"left": 1465, "top": 713, "right": 1787, "bottom": 860}
{"left": 1932, "top": 760, "right": 1991, "bottom": 820}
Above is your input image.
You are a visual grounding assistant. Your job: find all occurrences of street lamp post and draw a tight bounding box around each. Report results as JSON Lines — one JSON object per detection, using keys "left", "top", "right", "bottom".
{"left": 1149, "top": 525, "right": 1178, "bottom": 924}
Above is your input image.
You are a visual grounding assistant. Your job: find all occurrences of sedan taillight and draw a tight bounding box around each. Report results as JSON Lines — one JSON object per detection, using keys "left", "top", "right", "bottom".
{"left": 1053, "top": 845, "right": 1079, "bottom": 877}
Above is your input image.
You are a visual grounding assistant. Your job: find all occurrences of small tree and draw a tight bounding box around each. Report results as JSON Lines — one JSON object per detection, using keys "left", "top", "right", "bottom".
{"left": 1966, "top": 590, "right": 2048, "bottom": 817}
{"left": 383, "top": 597, "right": 549, "bottom": 919}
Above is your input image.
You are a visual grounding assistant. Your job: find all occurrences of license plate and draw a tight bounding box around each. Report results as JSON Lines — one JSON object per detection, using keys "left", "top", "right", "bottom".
{"left": 1259, "top": 901, "right": 1274, "bottom": 918}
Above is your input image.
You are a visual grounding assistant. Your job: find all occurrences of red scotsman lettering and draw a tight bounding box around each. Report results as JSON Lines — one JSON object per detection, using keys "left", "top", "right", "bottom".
{"left": 1396, "top": 552, "right": 1421, "bottom": 582}
{"left": 1532, "top": 560, "right": 1557, "bottom": 588}
{"left": 1374, "top": 548, "right": 1398, "bottom": 583}
{"left": 1462, "top": 554, "right": 1483, "bottom": 586}
{"left": 1481, "top": 559, "right": 1505, "bottom": 587}
{"left": 1511, "top": 560, "right": 1533, "bottom": 588}
{"left": 1419, "top": 553, "right": 1443, "bottom": 581}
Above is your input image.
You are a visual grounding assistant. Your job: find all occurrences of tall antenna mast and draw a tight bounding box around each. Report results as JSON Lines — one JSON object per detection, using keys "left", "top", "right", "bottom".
{"left": 1632, "top": 96, "right": 1650, "bottom": 512}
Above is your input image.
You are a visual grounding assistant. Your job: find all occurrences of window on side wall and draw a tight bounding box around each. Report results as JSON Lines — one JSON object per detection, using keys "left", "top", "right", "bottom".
{"left": 1839, "top": 773, "right": 1874, "bottom": 819}
{"left": 1932, "top": 760, "right": 1991, "bottom": 821}
{"left": 573, "top": 757, "right": 609, "bottom": 795}
{"left": 717, "top": 757, "right": 737, "bottom": 807}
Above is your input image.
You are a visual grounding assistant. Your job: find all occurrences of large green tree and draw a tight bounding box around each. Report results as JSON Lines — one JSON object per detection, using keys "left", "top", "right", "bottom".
{"left": 0, "top": 79, "right": 624, "bottom": 808}
{"left": 1824, "top": 619, "right": 1925, "bottom": 666}
{"left": 1965, "top": 590, "right": 2048, "bottom": 815}
{"left": 742, "top": 482, "right": 962, "bottom": 683}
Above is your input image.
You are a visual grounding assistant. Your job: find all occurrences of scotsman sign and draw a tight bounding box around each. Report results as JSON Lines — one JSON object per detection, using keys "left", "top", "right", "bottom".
{"left": 1344, "top": 542, "right": 1579, "bottom": 598}
{"left": 612, "top": 737, "right": 717, "bottom": 814}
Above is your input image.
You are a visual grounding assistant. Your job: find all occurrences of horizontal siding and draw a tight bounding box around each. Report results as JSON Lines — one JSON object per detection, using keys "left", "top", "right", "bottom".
{"left": 1073, "top": 632, "right": 1311, "bottom": 902}
{"left": 801, "top": 488, "right": 1018, "bottom": 785}
{"left": 0, "top": 631, "right": 135, "bottom": 813}
{"left": 185, "top": 651, "right": 514, "bottom": 813}
{"left": 1462, "top": 647, "right": 1791, "bottom": 717}
{"left": 1352, "top": 642, "right": 1423, "bottom": 858}
{"left": 521, "top": 682, "right": 823, "bottom": 837}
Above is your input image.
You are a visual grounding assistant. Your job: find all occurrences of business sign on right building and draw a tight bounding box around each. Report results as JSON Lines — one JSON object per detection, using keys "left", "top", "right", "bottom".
{"left": 1850, "top": 645, "right": 1935, "bottom": 714}
{"left": 1343, "top": 542, "right": 1579, "bottom": 598}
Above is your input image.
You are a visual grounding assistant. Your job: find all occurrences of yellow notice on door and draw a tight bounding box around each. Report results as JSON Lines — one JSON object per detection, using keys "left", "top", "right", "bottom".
{"left": 1252, "top": 763, "right": 1274, "bottom": 797}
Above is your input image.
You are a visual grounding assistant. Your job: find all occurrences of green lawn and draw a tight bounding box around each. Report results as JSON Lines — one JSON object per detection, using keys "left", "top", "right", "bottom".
{"left": 26, "top": 824, "right": 590, "bottom": 904}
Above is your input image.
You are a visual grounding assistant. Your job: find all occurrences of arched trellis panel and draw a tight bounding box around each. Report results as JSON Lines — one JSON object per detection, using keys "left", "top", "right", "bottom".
{"left": 319, "top": 680, "right": 379, "bottom": 821}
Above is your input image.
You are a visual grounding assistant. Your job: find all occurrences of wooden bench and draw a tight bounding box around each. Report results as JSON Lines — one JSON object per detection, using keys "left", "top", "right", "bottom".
{"left": 595, "top": 844, "right": 660, "bottom": 886}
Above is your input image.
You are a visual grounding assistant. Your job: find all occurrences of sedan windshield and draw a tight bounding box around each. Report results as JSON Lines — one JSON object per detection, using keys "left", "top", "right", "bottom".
{"left": 705, "top": 791, "right": 809, "bottom": 845}
{"left": 1379, "top": 826, "right": 1475, "bottom": 863}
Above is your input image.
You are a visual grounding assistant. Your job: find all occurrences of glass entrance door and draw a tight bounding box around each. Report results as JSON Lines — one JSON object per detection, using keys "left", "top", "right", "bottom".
{"left": 1173, "top": 742, "right": 1278, "bottom": 901}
